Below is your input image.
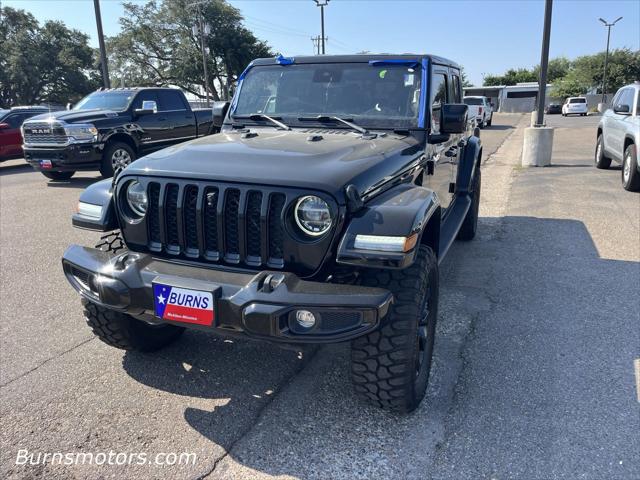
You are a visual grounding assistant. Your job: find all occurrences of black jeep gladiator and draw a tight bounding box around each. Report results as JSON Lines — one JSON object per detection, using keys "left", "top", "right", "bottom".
{"left": 62, "top": 54, "right": 481, "bottom": 412}
{"left": 22, "top": 87, "right": 214, "bottom": 181}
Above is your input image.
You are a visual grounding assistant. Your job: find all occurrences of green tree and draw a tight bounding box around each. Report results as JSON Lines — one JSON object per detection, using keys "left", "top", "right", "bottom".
{"left": 107, "top": 0, "right": 272, "bottom": 100}
{"left": 0, "top": 7, "right": 99, "bottom": 107}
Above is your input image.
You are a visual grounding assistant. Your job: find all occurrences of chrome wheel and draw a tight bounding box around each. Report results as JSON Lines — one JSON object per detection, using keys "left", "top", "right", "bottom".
{"left": 111, "top": 148, "right": 132, "bottom": 171}
{"left": 623, "top": 153, "right": 632, "bottom": 182}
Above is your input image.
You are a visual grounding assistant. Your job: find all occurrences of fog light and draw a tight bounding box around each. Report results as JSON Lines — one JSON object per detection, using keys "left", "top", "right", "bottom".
{"left": 295, "top": 310, "right": 316, "bottom": 329}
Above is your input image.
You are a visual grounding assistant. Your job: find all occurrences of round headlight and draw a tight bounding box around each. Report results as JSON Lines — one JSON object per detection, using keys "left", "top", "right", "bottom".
{"left": 126, "top": 181, "right": 148, "bottom": 217}
{"left": 294, "top": 195, "right": 332, "bottom": 236}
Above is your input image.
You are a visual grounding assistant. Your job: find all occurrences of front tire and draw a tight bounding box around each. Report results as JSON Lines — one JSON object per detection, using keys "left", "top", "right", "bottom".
{"left": 595, "top": 134, "right": 612, "bottom": 169}
{"left": 100, "top": 142, "right": 135, "bottom": 178}
{"left": 622, "top": 144, "right": 640, "bottom": 192}
{"left": 42, "top": 171, "right": 75, "bottom": 181}
{"left": 350, "top": 245, "right": 438, "bottom": 413}
{"left": 83, "top": 301, "right": 185, "bottom": 352}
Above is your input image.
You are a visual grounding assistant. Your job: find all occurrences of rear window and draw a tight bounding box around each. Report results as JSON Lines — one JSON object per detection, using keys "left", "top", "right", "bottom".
{"left": 569, "top": 98, "right": 586, "bottom": 103}
{"left": 464, "top": 98, "right": 483, "bottom": 105}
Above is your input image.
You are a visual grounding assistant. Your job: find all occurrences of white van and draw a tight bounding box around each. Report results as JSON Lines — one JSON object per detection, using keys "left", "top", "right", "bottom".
{"left": 562, "top": 97, "right": 588, "bottom": 116}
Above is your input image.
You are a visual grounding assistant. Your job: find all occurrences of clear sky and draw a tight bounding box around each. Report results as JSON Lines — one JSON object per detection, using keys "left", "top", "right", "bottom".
{"left": 4, "top": 0, "right": 639, "bottom": 85}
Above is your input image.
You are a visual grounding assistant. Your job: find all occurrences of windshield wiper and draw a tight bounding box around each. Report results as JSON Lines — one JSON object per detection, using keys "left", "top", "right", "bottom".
{"left": 298, "top": 115, "right": 370, "bottom": 136}
{"left": 233, "top": 113, "right": 290, "bottom": 131}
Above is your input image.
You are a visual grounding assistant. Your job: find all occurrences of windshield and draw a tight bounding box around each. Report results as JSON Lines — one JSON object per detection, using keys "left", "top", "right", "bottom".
{"left": 0, "top": 109, "right": 9, "bottom": 121}
{"left": 232, "top": 63, "right": 423, "bottom": 129}
{"left": 463, "top": 98, "right": 483, "bottom": 105}
{"left": 73, "top": 91, "right": 134, "bottom": 111}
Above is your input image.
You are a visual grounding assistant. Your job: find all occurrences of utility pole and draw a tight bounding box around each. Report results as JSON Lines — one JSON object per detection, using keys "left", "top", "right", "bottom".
{"left": 598, "top": 16, "right": 623, "bottom": 105}
{"left": 93, "top": 0, "right": 110, "bottom": 88}
{"left": 535, "top": 0, "right": 553, "bottom": 126}
{"left": 313, "top": 0, "right": 329, "bottom": 54}
{"left": 188, "top": 1, "right": 211, "bottom": 107}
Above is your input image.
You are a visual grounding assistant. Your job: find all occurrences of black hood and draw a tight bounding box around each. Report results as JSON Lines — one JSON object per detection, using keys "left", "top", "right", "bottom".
{"left": 28, "top": 109, "right": 121, "bottom": 124}
{"left": 124, "top": 129, "right": 424, "bottom": 203}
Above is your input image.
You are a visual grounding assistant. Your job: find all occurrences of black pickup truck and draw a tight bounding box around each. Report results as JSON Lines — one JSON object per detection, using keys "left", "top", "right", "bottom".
{"left": 22, "top": 87, "right": 214, "bottom": 180}
{"left": 62, "top": 54, "right": 481, "bottom": 412}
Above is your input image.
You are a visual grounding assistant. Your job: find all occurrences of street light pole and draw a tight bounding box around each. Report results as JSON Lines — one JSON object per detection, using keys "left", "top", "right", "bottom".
{"left": 599, "top": 17, "right": 623, "bottom": 105}
{"left": 535, "top": 0, "right": 553, "bottom": 127}
{"left": 314, "top": 0, "right": 330, "bottom": 55}
{"left": 93, "top": 0, "right": 110, "bottom": 88}
{"left": 188, "top": 0, "right": 211, "bottom": 107}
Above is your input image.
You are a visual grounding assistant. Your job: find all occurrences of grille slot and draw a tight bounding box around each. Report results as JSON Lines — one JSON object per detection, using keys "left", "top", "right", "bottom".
{"left": 268, "top": 194, "right": 286, "bottom": 266}
{"left": 165, "top": 184, "right": 180, "bottom": 254}
{"left": 139, "top": 181, "right": 293, "bottom": 269}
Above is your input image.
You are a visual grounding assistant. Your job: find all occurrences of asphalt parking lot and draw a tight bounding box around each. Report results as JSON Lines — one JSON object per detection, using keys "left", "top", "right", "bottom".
{"left": 1, "top": 113, "right": 638, "bottom": 479}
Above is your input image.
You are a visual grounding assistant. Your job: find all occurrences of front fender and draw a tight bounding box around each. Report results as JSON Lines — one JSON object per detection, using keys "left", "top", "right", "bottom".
{"left": 337, "top": 183, "right": 439, "bottom": 269}
{"left": 456, "top": 135, "right": 481, "bottom": 195}
{"left": 72, "top": 178, "right": 118, "bottom": 231}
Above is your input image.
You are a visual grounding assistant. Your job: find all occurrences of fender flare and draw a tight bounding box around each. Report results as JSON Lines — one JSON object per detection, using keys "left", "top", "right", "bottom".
{"left": 72, "top": 178, "right": 118, "bottom": 232}
{"left": 456, "top": 135, "right": 482, "bottom": 195}
{"left": 337, "top": 183, "right": 439, "bottom": 269}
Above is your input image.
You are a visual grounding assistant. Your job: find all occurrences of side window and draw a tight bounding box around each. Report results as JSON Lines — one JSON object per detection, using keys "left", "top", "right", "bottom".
{"left": 618, "top": 88, "right": 634, "bottom": 110}
{"left": 6, "top": 113, "right": 27, "bottom": 129}
{"left": 132, "top": 91, "right": 160, "bottom": 111}
{"left": 450, "top": 74, "right": 462, "bottom": 103}
{"left": 156, "top": 90, "right": 188, "bottom": 111}
{"left": 430, "top": 73, "right": 448, "bottom": 134}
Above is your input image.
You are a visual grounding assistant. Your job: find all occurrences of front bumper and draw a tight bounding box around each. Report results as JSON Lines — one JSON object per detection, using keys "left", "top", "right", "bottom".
{"left": 62, "top": 245, "right": 393, "bottom": 344}
{"left": 24, "top": 144, "right": 103, "bottom": 172}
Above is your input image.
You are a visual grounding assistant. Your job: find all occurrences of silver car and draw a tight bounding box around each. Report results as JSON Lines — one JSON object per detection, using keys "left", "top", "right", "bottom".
{"left": 596, "top": 82, "right": 640, "bottom": 191}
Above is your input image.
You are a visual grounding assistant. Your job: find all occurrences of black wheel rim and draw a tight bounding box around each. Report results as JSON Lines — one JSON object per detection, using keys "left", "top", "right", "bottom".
{"left": 416, "top": 286, "right": 433, "bottom": 376}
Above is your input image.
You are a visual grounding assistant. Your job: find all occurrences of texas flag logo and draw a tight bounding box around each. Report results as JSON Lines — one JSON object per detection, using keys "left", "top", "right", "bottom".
{"left": 153, "top": 284, "right": 214, "bottom": 326}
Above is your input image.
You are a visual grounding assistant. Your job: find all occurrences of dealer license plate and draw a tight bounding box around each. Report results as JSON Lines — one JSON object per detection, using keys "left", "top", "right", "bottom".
{"left": 153, "top": 283, "right": 215, "bottom": 326}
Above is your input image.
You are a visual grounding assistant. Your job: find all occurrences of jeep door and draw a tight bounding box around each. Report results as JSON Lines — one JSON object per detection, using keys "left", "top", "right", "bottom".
{"left": 426, "top": 67, "right": 455, "bottom": 209}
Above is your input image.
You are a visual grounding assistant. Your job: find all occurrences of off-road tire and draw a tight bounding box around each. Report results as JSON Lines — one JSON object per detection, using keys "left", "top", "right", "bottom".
{"left": 350, "top": 245, "right": 439, "bottom": 413}
{"left": 42, "top": 171, "right": 75, "bottom": 181}
{"left": 622, "top": 144, "right": 640, "bottom": 192}
{"left": 595, "top": 134, "right": 611, "bottom": 169}
{"left": 457, "top": 169, "right": 481, "bottom": 241}
{"left": 95, "top": 232, "right": 126, "bottom": 255}
{"left": 83, "top": 301, "right": 185, "bottom": 352}
{"left": 100, "top": 141, "right": 135, "bottom": 178}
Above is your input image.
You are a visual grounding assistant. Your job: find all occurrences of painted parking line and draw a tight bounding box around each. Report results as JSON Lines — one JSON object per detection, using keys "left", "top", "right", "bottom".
{"left": 635, "top": 359, "right": 640, "bottom": 403}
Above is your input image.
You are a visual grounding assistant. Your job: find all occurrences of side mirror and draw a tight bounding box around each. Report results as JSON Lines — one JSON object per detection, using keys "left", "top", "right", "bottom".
{"left": 441, "top": 104, "right": 468, "bottom": 134}
{"left": 0, "top": 123, "right": 10, "bottom": 130}
{"left": 212, "top": 101, "right": 230, "bottom": 128}
{"left": 134, "top": 100, "right": 157, "bottom": 116}
{"left": 613, "top": 104, "right": 630, "bottom": 114}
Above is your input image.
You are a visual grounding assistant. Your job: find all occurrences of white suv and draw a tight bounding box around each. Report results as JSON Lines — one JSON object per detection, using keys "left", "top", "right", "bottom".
{"left": 562, "top": 97, "right": 588, "bottom": 116}
{"left": 595, "top": 83, "right": 640, "bottom": 191}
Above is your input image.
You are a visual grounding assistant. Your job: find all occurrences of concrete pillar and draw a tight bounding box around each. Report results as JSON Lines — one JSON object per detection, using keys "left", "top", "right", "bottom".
{"left": 597, "top": 103, "right": 607, "bottom": 113}
{"left": 522, "top": 127, "right": 554, "bottom": 167}
{"left": 530, "top": 111, "right": 546, "bottom": 126}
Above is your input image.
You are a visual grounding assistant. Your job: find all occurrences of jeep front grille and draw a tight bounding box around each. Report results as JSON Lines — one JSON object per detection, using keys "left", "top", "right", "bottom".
{"left": 144, "top": 181, "right": 288, "bottom": 269}
{"left": 22, "top": 121, "right": 69, "bottom": 145}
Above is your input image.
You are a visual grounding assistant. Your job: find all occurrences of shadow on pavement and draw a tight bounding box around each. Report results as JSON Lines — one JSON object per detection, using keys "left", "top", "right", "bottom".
{"left": 46, "top": 176, "right": 102, "bottom": 188}
{"left": 0, "top": 163, "right": 31, "bottom": 176}
{"left": 484, "top": 124, "right": 513, "bottom": 131}
{"left": 120, "top": 216, "right": 639, "bottom": 479}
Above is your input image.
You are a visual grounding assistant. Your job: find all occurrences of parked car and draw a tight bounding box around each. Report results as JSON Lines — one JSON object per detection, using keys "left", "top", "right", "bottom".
{"left": 595, "top": 82, "right": 640, "bottom": 191}
{"left": 562, "top": 97, "right": 588, "bottom": 116}
{"left": 62, "top": 53, "right": 482, "bottom": 413}
{"left": 0, "top": 106, "right": 51, "bottom": 161}
{"left": 21, "top": 88, "right": 215, "bottom": 181}
{"left": 545, "top": 103, "right": 562, "bottom": 114}
{"left": 463, "top": 95, "right": 492, "bottom": 127}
